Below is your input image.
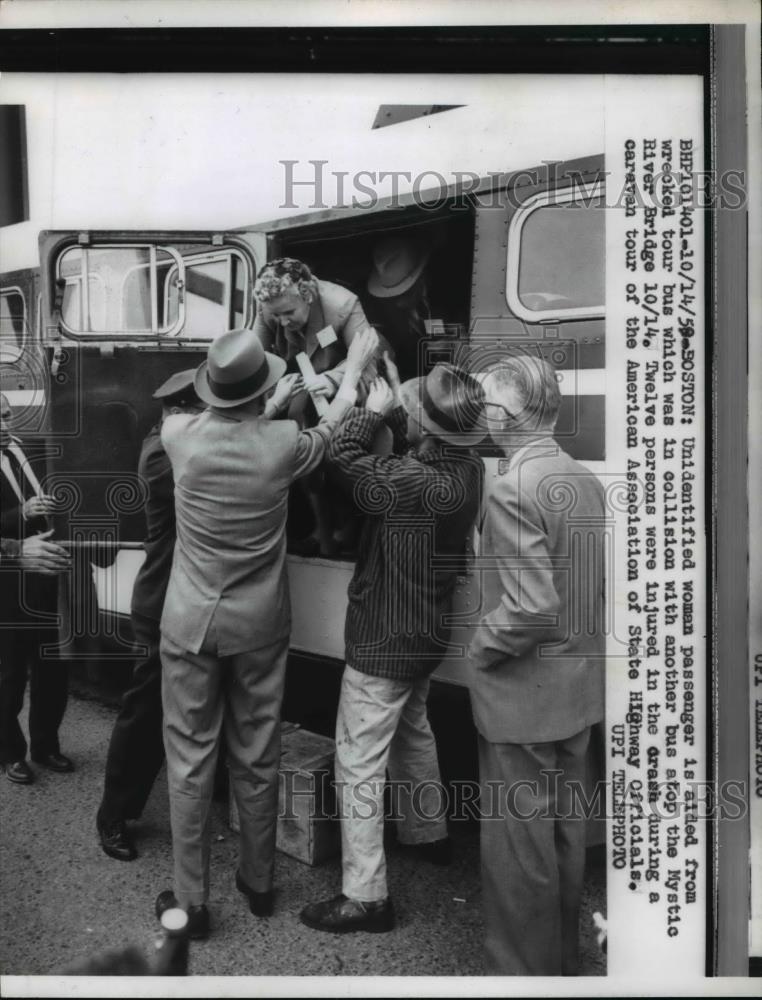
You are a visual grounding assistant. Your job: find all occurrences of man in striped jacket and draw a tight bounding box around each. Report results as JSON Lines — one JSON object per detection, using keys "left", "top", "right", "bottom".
{"left": 300, "top": 357, "right": 485, "bottom": 934}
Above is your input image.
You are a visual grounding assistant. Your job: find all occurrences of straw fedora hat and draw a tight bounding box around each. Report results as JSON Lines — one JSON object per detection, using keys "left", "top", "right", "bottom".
{"left": 367, "top": 235, "right": 429, "bottom": 298}
{"left": 399, "top": 363, "right": 486, "bottom": 447}
{"left": 194, "top": 329, "right": 286, "bottom": 408}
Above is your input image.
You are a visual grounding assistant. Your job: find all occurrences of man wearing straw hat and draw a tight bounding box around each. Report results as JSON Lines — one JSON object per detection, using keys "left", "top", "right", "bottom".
{"left": 155, "top": 325, "right": 379, "bottom": 939}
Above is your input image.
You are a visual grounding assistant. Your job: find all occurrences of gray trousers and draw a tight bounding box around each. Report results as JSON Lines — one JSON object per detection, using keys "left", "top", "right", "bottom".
{"left": 478, "top": 727, "right": 591, "bottom": 976}
{"left": 160, "top": 626, "right": 288, "bottom": 908}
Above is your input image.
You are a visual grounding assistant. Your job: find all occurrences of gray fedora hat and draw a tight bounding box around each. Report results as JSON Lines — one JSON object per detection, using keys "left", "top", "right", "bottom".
{"left": 194, "top": 329, "right": 286, "bottom": 409}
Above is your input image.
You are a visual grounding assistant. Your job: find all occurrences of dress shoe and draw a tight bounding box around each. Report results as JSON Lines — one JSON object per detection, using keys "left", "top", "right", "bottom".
{"left": 97, "top": 813, "right": 137, "bottom": 862}
{"left": 299, "top": 893, "right": 396, "bottom": 934}
{"left": 32, "top": 752, "right": 74, "bottom": 773}
{"left": 400, "top": 836, "right": 453, "bottom": 866}
{"left": 4, "top": 760, "right": 34, "bottom": 784}
{"left": 235, "top": 870, "right": 273, "bottom": 917}
{"left": 155, "top": 889, "right": 210, "bottom": 941}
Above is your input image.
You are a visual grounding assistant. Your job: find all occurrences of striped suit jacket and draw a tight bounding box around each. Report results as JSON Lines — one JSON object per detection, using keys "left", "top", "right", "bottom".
{"left": 327, "top": 405, "right": 484, "bottom": 681}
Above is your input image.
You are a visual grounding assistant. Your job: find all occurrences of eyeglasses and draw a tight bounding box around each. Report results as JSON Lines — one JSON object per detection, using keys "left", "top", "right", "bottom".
{"left": 483, "top": 401, "right": 523, "bottom": 421}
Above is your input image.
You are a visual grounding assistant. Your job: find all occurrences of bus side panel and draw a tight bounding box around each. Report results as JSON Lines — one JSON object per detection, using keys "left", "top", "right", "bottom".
{"left": 44, "top": 346, "right": 206, "bottom": 658}
{"left": 468, "top": 156, "right": 605, "bottom": 464}
{"left": 434, "top": 156, "right": 605, "bottom": 686}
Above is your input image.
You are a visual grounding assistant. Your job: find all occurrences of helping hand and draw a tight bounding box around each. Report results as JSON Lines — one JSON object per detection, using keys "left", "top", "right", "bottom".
{"left": 345, "top": 326, "right": 380, "bottom": 377}
{"left": 307, "top": 373, "right": 338, "bottom": 400}
{"left": 382, "top": 351, "right": 402, "bottom": 407}
{"left": 20, "top": 530, "right": 70, "bottom": 575}
{"left": 23, "top": 494, "right": 56, "bottom": 519}
{"left": 269, "top": 372, "right": 305, "bottom": 412}
{"left": 365, "top": 377, "right": 395, "bottom": 417}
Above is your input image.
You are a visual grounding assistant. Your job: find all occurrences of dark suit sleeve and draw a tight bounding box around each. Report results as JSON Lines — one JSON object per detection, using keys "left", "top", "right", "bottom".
{"left": 470, "top": 478, "right": 561, "bottom": 668}
{"left": 0, "top": 480, "right": 45, "bottom": 538}
{"left": 142, "top": 443, "right": 173, "bottom": 505}
{"left": 0, "top": 498, "right": 21, "bottom": 536}
{"left": 1, "top": 536, "right": 21, "bottom": 560}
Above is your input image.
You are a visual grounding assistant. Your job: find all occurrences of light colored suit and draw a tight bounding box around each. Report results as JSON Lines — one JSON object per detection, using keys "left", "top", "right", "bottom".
{"left": 161, "top": 411, "right": 299, "bottom": 655}
{"left": 160, "top": 395, "right": 350, "bottom": 906}
{"left": 468, "top": 439, "right": 606, "bottom": 975}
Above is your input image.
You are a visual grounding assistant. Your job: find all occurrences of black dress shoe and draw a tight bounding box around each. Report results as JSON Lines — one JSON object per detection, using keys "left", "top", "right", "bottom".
{"left": 400, "top": 836, "right": 453, "bottom": 866}
{"left": 155, "top": 889, "right": 210, "bottom": 941}
{"left": 235, "top": 870, "right": 273, "bottom": 917}
{"left": 32, "top": 752, "right": 74, "bottom": 773}
{"left": 299, "top": 893, "right": 396, "bottom": 934}
{"left": 97, "top": 813, "right": 137, "bottom": 862}
{"left": 4, "top": 760, "right": 34, "bottom": 784}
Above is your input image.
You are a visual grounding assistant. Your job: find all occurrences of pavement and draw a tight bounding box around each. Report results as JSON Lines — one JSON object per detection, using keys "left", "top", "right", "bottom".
{"left": 0, "top": 687, "right": 606, "bottom": 983}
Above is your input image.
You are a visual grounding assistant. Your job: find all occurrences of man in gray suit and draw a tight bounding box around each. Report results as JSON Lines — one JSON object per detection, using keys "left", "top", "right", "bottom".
{"left": 156, "top": 325, "right": 379, "bottom": 939}
{"left": 469, "top": 354, "right": 606, "bottom": 976}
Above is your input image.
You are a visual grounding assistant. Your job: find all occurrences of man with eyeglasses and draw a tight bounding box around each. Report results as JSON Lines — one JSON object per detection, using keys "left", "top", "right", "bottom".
{"left": 468, "top": 355, "right": 606, "bottom": 976}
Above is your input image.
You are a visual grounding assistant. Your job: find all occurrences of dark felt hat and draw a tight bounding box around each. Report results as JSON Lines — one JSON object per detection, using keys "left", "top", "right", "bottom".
{"left": 399, "top": 363, "right": 486, "bottom": 447}
{"left": 152, "top": 369, "right": 198, "bottom": 404}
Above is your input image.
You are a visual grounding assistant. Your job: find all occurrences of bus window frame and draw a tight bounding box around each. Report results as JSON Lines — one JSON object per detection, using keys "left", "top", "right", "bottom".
{"left": 161, "top": 247, "right": 253, "bottom": 339}
{"left": 0, "top": 285, "right": 28, "bottom": 348}
{"left": 56, "top": 242, "right": 186, "bottom": 338}
{"left": 505, "top": 179, "right": 606, "bottom": 323}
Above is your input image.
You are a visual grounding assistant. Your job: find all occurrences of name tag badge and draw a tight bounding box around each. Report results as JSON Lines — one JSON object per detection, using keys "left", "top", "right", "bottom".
{"left": 316, "top": 326, "right": 338, "bottom": 349}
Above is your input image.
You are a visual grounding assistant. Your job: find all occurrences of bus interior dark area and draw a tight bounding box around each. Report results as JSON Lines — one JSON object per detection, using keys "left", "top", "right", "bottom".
{"left": 271, "top": 206, "right": 476, "bottom": 553}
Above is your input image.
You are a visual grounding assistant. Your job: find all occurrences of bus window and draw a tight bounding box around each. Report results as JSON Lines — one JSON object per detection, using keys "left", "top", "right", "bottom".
{"left": 57, "top": 244, "right": 185, "bottom": 336}
{"left": 0, "top": 286, "right": 27, "bottom": 347}
{"left": 163, "top": 249, "right": 252, "bottom": 340}
{"left": 506, "top": 183, "right": 605, "bottom": 322}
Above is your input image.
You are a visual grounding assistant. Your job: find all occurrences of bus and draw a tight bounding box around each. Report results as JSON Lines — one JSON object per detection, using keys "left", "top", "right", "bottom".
{"left": 0, "top": 153, "right": 605, "bottom": 793}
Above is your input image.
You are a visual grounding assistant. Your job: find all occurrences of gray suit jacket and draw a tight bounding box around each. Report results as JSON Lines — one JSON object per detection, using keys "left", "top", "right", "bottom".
{"left": 468, "top": 440, "right": 606, "bottom": 744}
{"left": 160, "top": 396, "right": 349, "bottom": 656}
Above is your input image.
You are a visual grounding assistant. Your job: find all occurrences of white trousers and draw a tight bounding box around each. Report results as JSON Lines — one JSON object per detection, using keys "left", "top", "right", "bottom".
{"left": 334, "top": 664, "right": 448, "bottom": 903}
